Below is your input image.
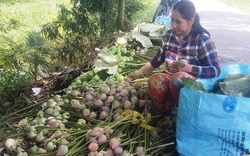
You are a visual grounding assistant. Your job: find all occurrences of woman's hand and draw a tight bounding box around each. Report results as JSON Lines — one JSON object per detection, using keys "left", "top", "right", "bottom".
{"left": 169, "top": 59, "right": 193, "bottom": 73}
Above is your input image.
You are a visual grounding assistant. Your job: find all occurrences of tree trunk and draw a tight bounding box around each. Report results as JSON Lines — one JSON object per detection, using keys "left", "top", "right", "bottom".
{"left": 118, "top": 0, "right": 125, "bottom": 31}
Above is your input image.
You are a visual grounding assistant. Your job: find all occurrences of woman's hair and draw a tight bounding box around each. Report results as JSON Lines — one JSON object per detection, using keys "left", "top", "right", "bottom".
{"left": 173, "top": 0, "right": 210, "bottom": 36}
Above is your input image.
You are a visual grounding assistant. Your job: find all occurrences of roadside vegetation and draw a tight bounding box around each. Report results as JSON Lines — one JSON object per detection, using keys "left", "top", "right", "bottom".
{"left": 0, "top": 0, "right": 158, "bottom": 104}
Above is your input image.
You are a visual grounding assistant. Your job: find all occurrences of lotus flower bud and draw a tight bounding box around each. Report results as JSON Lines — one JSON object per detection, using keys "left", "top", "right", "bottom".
{"left": 35, "top": 131, "right": 45, "bottom": 143}
{"left": 109, "top": 88, "right": 116, "bottom": 95}
{"left": 95, "top": 99, "right": 104, "bottom": 107}
{"left": 100, "top": 86, "right": 110, "bottom": 95}
{"left": 123, "top": 100, "right": 132, "bottom": 109}
{"left": 54, "top": 95, "right": 62, "bottom": 102}
{"left": 111, "top": 100, "right": 120, "bottom": 109}
{"left": 109, "top": 138, "right": 120, "bottom": 149}
{"left": 37, "top": 148, "right": 47, "bottom": 154}
{"left": 88, "top": 141, "right": 99, "bottom": 152}
{"left": 70, "top": 99, "right": 81, "bottom": 109}
{"left": 105, "top": 96, "right": 115, "bottom": 105}
{"left": 113, "top": 146, "right": 123, "bottom": 155}
{"left": 89, "top": 112, "right": 97, "bottom": 119}
{"left": 47, "top": 99, "right": 57, "bottom": 108}
{"left": 116, "top": 85, "right": 123, "bottom": 92}
{"left": 105, "top": 79, "right": 114, "bottom": 86}
{"left": 120, "top": 89, "right": 129, "bottom": 97}
{"left": 97, "top": 134, "right": 108, "bottom": 144}
{"left": 28, "top": 146, "right": 38, "bottom": 154}
{"left": 77, "top": 119, "right": 86, "bottom": 125}
{"left": 5, "top": 138, "right": 17, "bottom": 151}
{"left": 45, "top": 141, "right": 56, "bottom": 152}
{"left": 99, "top": 111, "right": 109, "bottom": 120}
{"left": 101, "top": 106, "right": 111, "bottom": 112}
{"left": 135, "top": 146, "right": 144, "bottom": 156}
{"left": 82, "top": 109, "right": 91, "bottom": 117}
{"left": 56, "top": 145, "right": 68, "bottom": 156}
{"left": 130, "top": 96, "right": 138, "bottom": 105}
{"left": 104, "top": 148, "right": 114, "bottom": 156}
{"left": 69, "top": 90, "right": 80, "bottom": 97}
{"left": 51, "top": 130, "right": 63, "bottom": 139}
{"left": 130, "top": 89, "right": 137, "bottom": 96}
{"left": 85, "top": 94, "right": 94, "bottom": 101}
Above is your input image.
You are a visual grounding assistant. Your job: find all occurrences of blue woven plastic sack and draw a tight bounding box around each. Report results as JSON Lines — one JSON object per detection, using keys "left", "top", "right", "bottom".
{"left": 176, "top": 64, "right": 250, "bottom": 156}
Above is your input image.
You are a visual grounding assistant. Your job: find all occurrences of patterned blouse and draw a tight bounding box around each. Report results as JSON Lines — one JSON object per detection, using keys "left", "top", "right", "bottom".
{"left": 150, "top": 29, "right": 221, "bottom": 78}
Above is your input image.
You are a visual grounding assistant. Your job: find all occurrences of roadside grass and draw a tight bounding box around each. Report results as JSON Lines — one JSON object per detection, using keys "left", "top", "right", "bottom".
{"left": 215, "top": 0, "right": 250, "bottom": 15}
{"left": 0, "top": 0, "right": 70, "bottom": 44}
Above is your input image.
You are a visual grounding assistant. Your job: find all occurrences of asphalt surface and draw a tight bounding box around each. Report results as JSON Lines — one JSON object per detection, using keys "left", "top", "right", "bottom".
{"left": 191, "top": 0, "right": 250, "bottom": 66}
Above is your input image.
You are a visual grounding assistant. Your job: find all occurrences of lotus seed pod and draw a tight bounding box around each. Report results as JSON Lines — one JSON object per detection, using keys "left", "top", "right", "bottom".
{"left": 70, "top": 99, "right": 81, "bottom": 109}
{"left": 82, "top": 109, "right": 91, "bottom": 117}
{"left": 98, "top": 93, "right": 107, "bottom": 101}
{"left": 113, "top": 146, "right": 123, "bottom": 155}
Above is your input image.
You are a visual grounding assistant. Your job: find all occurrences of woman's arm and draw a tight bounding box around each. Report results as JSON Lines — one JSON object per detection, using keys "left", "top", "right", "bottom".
{"left": 191, "top": 38, "right": 221, "bottom": 78}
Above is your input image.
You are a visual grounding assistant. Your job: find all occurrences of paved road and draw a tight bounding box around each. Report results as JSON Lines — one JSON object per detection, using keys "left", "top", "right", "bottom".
{"left": 191, "top": 0, "right": 250, "bottom": 66}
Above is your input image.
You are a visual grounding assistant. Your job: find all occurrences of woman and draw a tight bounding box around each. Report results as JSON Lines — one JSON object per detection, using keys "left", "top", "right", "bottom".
{"left": 128, "top": 0, "right": 221, "bottom": 113}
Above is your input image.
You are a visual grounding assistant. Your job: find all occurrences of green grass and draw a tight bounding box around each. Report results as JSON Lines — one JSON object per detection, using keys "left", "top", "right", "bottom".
{"left": 0, "top": 0, "right": 70, "bottom": 44}
{"left": 215, "top": 0, "right": 250, "bottom": 15}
